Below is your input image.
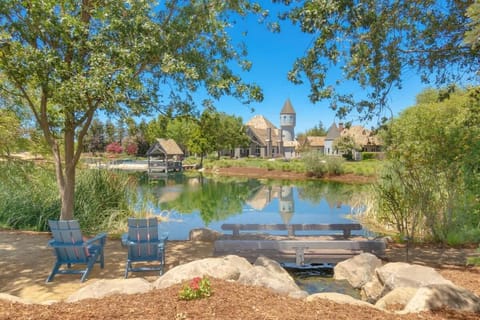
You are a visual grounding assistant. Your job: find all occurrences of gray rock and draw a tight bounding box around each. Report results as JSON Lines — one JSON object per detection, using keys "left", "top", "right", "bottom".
{"left": 238, "top": 265, "right": 308, "bottom": 299}
{"left": 334, "top": 253, "right": 383, "bottom": 288}
{"left": 66, "top": 278, "right": 152, "bottom": 302}
{"left": 376, "top": 262, "right": 452, "bottom": 291}
{"left": 153, "top": 255, "right": 252, "bottom": 289}
{"left": 254, "top": 256, "right": 291, "bottom": 277}
{"left": 402, "top": 284, "right": 480, "bottom": 314}
{"left": 361, "top": 276, "right": 386, "bottom": 303}
{"left": 189, "top": 228, "right": 222, "bottom": 242}
{"left": 306, "top": 292, "right": 376, "bottom": 308}
{"left": 374, "top": 287, "right": 418, "bottom": 311}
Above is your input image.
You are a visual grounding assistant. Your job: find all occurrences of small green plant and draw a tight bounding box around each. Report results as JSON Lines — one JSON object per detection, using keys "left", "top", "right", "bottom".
{"left": 467, "top": 245, "right": 480, "bottom": 266}
{"left": 179, "top": 276, "right": 211, "bottom": 300}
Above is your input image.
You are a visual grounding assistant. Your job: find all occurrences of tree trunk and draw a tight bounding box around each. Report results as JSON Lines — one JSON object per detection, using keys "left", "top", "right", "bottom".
{"left": 59, "top": 123, "right": 77, "bottom": 220}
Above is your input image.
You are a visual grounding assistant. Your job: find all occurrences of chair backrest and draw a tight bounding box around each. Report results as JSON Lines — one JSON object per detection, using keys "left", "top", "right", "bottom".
{"left": 127, "top": 217, "right": 159, "bottom": 241}
{"left": 127, "top": 218, "right": 160, "bottom": 260}
{"left": 48, "top": 219, "right": 88, "bottom": 262}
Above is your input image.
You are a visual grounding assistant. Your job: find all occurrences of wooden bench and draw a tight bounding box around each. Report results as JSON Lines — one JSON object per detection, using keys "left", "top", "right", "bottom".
{"left": 221, "top": 223, "right": 363, "bottom": 239}
{"left": 214, "top": 239, "right": 386, "bottom": 265}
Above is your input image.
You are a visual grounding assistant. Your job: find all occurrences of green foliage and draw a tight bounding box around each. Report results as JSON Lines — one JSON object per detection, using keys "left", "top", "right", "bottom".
{"left": 361, "top": 152, "right": 376, "bottom": 161}
{"left": 304, "top": 121, "right": 327, "bottom": 136}
{"left": 0, "top": 109, "right": 22, "bottom": 156}
{"left": 0, "top": 160, "right": 59, "bottom": 231}
{"left": 159, "top": 177, "right": 260, "bottom": 225}
{"left": 374, "top": 88, "right": 480, "bottom": 243}
{"left": 281, "top": 0, "right": 477, "bottom": 119}
{"left": 0, "top": 161, "right": 135, "bottom": 232}
{"left": 179, "top": 276, "right": 212, "bottom": 301}
{"left": 302, "top": 152, "right": 345, "bottom": 177}
{"left": 302, "top": 152, "right": 327, "bottom": 177}
{"left": 467, "top": 246, "right": 480, "bottom": 266}
{"left": 333, "top": 136, "right": 360, "bottom": 160}
{"left": 74, "top": 169, "right": 135, "bottom": 234}
{"left": 0, "top": 0, "right": 265, "bottom": 220}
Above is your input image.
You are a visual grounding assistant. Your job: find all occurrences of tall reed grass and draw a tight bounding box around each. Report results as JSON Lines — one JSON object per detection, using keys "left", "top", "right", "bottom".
{"left": 0, "top": 160, "right": 136, "bottom": 233}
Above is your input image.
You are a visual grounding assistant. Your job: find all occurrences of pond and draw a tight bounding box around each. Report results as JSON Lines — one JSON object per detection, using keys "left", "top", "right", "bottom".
{"left": 135, "top": 174, "right": 372, "bottom": 241}
{"left": 135, "top": 173, "right": 373, "bottom": 297}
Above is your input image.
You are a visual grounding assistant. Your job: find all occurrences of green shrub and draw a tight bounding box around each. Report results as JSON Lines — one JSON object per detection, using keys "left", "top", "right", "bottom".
{"left": 302, "top": 151, "right": 327, "bottom": 177}
{"left": 325, "top": 156, "right": 345, "bottom": 175}
{"left": 362, "top": 152, "right": 376, "bottom": 160}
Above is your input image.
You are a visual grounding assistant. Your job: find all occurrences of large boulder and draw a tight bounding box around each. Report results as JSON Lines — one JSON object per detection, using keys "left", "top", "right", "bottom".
{"left": 306, "top": 292, "right": 375, "bottom": 308}
{"left": 66, "top": 278, "right": 152, "bottom": 302}
{"left": 153, "top": 255, "right": 252, "bottom": 289}
{"left": 402, "top": 284, "right": 480, "bottom": 314}
{"left": 374, "top": 287, "right": 418, "bottom": 311}
{"left": 376, "top": 262, "right": 452, "bottom": 291}
{"left": 238, "top": 264, "right": 308, "bottom": 299}
{"left": 334, "top": 253, "right": 383, "bottom": 288}
{"left": 254, "top": 256, "right": 291, "bottom": 277}
{"left": 189, "top": 228, "right": 222, "bottom": 242}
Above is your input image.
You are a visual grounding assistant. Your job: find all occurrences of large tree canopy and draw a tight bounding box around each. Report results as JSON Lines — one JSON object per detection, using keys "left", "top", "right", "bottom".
{"left": 0, "top": 0, "right": 264, "bottom": 220}
{"left": 277, "top": 0, "right": 480, "bottom": 120}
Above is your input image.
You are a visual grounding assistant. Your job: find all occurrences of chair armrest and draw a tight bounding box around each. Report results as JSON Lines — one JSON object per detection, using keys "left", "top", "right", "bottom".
{"left": 160, "top": 232, "right": 169, "bottom": 241}
{"left": 85, "top": 232, "right": 107, "bottom": 246}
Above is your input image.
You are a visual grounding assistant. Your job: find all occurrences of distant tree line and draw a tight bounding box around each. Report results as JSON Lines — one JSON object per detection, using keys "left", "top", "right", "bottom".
{"left": 81, "top": 109, "right": 250, "bottom": 161}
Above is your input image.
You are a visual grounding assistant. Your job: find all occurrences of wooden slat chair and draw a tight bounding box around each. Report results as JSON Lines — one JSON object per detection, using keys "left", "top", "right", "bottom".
{"left": 46, "top": 220, "right": 107, "bottom": 283}
{"left": 122, "top": 217, "right": 168, "bottom": 278}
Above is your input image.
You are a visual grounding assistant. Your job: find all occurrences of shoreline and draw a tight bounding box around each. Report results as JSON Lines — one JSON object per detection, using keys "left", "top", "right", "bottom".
{"left": 204, "top": 166, "right": 377, "bottom": 184}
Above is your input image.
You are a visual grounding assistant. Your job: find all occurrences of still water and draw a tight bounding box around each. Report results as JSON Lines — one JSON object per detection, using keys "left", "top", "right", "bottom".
{"left": 136, "top": 174, "right": 371, "bottom": 241}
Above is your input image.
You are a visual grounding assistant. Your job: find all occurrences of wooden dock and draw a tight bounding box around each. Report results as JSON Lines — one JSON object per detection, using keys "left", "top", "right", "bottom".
{"left": 214, "top": 223, "right": 386, "bottom": 265}
{"left": 214, "top": 239, "right": 386, "bottom": 264}
{"left": 221, "top": 223, "right": 363, "bottom": 239}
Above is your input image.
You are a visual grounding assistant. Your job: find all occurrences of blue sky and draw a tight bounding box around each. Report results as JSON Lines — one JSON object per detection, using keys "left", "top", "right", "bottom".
{"left": 192, "top": 5, "right": 429, "bottom": 134}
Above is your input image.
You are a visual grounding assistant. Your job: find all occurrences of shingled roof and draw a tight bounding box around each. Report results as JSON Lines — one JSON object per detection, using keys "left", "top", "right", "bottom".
{"left": 306, "top": 136, "right": 325, "bottom": 147}
{"left": 146, "top": 138, "right": 184, "bottom": 156}
{"left": 280, "top": 98, "right": 295, "bottom": 114}
{"left": 246, "top": 115, "right": 278, "bottom": 130}
{"left": 341, "top": 126, "right": 382, "bottom": 146}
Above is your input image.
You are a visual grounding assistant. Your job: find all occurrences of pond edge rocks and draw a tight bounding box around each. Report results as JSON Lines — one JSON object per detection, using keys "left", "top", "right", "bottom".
{"left": 1, "top": 253, "right": 479, "bottom": 315}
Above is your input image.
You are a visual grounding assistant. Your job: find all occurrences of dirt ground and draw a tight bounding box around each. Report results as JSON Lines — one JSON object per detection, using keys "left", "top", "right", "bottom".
{"left": 1, "top": 230, "right": 479, "bottom": 320}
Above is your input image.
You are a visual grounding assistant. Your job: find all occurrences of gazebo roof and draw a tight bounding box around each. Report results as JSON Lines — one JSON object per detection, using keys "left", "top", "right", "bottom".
{"left": 146, "top": 138, "right": 184, "bottom": 156}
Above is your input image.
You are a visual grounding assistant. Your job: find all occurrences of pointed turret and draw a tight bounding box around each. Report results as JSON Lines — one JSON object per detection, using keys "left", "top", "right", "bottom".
{"left": 280, "top": 99, "right": 296, "bottom": 142}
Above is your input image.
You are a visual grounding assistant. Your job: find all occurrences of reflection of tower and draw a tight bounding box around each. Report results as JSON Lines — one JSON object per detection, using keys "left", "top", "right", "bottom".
{"left": 280, "top": 99, "right": 296, "bottom": 142}
{"left": 279, "top": 186, "right": 294, "bottom": 224}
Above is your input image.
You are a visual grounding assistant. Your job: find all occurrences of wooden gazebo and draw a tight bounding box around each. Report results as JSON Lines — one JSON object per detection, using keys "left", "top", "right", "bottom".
{"left": 146, "top": 138, "right": 184, "bottom": 174}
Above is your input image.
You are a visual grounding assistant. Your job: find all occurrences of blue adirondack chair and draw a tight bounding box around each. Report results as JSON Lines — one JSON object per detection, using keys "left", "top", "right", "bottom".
{"left": 46, "top": 220, "right": 107, "bottom": 283}
{"left": 122, "top": 217, "right": 168, "bottom": 278}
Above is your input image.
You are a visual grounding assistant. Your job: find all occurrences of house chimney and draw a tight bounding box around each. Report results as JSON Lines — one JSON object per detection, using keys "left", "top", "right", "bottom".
{"left": 338, "top": 122, "right": 344, "bottom": 132}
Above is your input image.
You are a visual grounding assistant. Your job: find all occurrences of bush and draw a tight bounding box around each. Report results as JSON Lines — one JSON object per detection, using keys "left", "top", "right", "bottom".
{"left": 125, "top": 143, "right": 138, "bottom": 156}
{"left": 362, "top": 152, "right": 376, "bottom": 160}
{"left": 106, "top": 142, "right": 123, "bottom": 154}
{"left": 302, "top": 151, "right": 327, "bottom": 177}
{"left": 325, "top": 156, "right": 345, "bottom": 175}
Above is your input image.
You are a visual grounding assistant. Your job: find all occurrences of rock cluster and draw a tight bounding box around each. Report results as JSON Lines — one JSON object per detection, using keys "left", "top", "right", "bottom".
{"left": 1, "top": 252, "right": 479, "bottom": 315}
{"left": 332, "top": 253, "right": 480, "bottom": 314}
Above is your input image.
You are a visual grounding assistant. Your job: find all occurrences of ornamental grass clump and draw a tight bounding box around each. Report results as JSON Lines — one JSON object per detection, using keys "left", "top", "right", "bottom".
{"left": 179, "top": 276, "right": 211, "bottom": 300}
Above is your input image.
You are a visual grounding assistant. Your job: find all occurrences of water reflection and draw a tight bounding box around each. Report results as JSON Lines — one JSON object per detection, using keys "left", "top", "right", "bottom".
{"left": 136, "top": 174, "right": 369, "bottom": 240}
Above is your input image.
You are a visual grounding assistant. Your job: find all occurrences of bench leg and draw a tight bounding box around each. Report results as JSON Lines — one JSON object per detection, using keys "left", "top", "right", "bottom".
{"left": 295, "top": 247, "right": 305, "bottom": 266}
